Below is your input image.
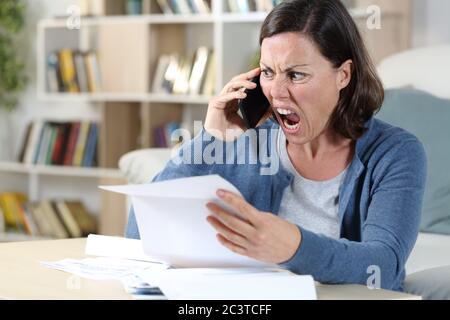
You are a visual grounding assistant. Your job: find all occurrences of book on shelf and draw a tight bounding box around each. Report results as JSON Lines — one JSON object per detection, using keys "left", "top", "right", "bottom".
{"left": 73, "top": 52, "right": 89, "bottom": 92}
{"left": 18, "top": 123, "right": 33, "bottom": 164}
{"left": 54, "top": 201, "right": 82, "bottom": 238}
{"left": 227, "top": 0, "right": 282, "bottom": 13}
{"left": 157, "top": 0, "right": 174, "bottom": 14}
{"left": 192, "top": 0, "right": 211, "bottom": 13}
{"left": 18, "top": 120, "right": 99, "bottom": 168}
{"left": 172, "top": 56, "right": 193, "bottom": 95}
{"left": 21, "top": 120, "right": 44, "bottom": 165}
{"left": 152, "top": 47, "right": 215, "bottom": 96}
{"left": 0, "top": 193, "right": 97, "bottom": 239}
{"left": 162, "top": 53, "right": 181, "bottom": 93}
{"left": 46, "top": 49, "right": 102, "bottom": 94}
{"left": 202, "top": 51, "right": 216, "bottom": 96}
{"left": 85, "top": 51, "right": 102, "bottom": 92}
{"left": 125, "top": 0, "right": 143, "bottom": 15}
{"left": 176, "top": 0, "right": 192, "bottom": 14}
{"left": 83, "top": 123, "right": 99, "bottom": 168}
{"left": 153, "top": 122, "right": 182, "bottom": 148}
{"left": 0, "top": 206, "right": 4, "bottom": 233}
{"left": 64, "top": 201, "right": 98, "bottom": 236}
{"left": 59, "top": 49, "right": 80, "bottom": 93}
{"left": 35, "top": 124, "right": 52, "bottom": 165}
{"left": 189, "top": 46, "right": 210, "bottom": 95}
{"left": 46, "top": 52, "right": 64, "bottom": 93}
{"left": 157, "top": 0, "right": 211, "bottom": 14}
{"left": 63, "top": 122, "right": 81, "bottom": 166}
{"left": 151, "top": 54, "right": 171, "bottom": 93}
{"left": 78, "top": 0, "right": 104, "bottom": 17}
{"left": 40, "top": 200, "right": 69, "bottom": 239}
{"left": 73, "top": 121, "right": 91, "bottom": 167}
{"left": 0, "top": 193, "right": 27, "bottom": 233}
{"left": 29, "top": 202, "right": 53, "bottom": 238}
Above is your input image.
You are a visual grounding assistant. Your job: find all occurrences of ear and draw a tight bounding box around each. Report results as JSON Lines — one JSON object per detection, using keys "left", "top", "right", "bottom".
{"left": 336, "top": 59, "right": 352, "bottom": 90}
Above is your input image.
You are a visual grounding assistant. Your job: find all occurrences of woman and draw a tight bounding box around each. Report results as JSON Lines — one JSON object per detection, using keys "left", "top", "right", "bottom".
{"left": 126, "top": 0, "right": 426, "bottom": 291}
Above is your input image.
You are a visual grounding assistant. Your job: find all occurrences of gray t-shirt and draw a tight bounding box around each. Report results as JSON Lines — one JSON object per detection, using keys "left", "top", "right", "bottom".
{"left": 277, "top": 130, "right": 347, "bottom": 239}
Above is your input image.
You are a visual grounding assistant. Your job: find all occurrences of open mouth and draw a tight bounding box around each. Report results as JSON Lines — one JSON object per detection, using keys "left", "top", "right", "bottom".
{"left": 275, "top": 108, "right": 301, "bottom": 133}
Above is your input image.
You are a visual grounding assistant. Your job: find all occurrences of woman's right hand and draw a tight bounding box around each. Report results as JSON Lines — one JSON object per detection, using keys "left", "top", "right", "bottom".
{"left": 204, "top": 67, "right": 261, "bottom": 141}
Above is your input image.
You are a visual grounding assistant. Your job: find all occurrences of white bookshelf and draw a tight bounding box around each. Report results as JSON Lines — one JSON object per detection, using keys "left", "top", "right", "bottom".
{"left": 36, "top": 0, "right": 411, "bottom": 104}
{"left": 0, "top": 161, "right": 122, "bottom": 179}
{"left": 38, "top": 92, "right": 212, "bottom": 104}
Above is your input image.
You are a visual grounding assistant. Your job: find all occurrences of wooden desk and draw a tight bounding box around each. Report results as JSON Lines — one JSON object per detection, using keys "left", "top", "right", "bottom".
{"left": 0, "top": 239, "right": 421, "bottom": 300}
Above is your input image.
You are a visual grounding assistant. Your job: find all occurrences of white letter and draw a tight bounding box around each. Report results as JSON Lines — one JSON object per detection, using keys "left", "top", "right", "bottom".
{"left": 366, "top": 5, "right": 381, "bottom": 30}
{"left": 367, "top": 265, "right": 381, "bottom": 290}
{"left": 66, "top": 5, "right": 81, "bottom": 30}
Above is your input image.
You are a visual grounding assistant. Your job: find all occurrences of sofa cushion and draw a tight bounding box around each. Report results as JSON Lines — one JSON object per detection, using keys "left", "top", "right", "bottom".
{"left": 406, "top": 233, "right": 450, "bottom": 275}
{"left": 404, "top": 266, "right": 450, "bottom": 300}
{"left": 377, "top": 45, "right": 450, "bottom": 100}
{"left": 377, "top": 89, "right": 450, "bottom": 235}
{"left": 118, "top": 148, "right": 172, "bottom": 184}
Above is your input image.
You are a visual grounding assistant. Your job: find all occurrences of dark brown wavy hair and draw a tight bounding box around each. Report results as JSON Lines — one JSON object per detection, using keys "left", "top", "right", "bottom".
{"left": 260, "top": 0, "right": 384, "bottom": 140}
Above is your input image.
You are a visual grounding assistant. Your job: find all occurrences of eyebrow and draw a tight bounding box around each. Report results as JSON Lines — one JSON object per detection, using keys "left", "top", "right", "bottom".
{"left": 260, "top": 62, "right": 310, "bottom": 72}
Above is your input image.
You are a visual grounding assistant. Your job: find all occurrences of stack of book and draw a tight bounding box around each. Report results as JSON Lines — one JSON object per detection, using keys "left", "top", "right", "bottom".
{"left": 152, "top": 47, "right": 215, "bottom": 96}
{"left": 0, "top": 193, "right": 97, "bottom": 239}
{"left": 156, "top": 0, "right": 211, "bottom": 14}
{"left": 18, "top": 120, "right": 99, "bottom": 168}
{"left": 227, "top": 0, "right": 283, "bottom": 12}
{"left": 47, "top": 49, "right": 102, "bottom": 93}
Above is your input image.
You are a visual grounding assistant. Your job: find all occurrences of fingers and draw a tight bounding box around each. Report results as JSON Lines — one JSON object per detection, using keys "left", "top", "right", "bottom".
{"left": 206, "top": 202, "right": 255, "bottom": 238}
{"left": 233, "top": 67, "right": 261, "bottom": 81}
{"left": 211, "top": 68, "right": 261, "bottom": 110}
{"left": 222, "top": 80, "right": 257, "bottom": 94}
{"left": 207, "top": 215, "right": 250, "bottom": 249}
{"left": 216, "top": 234, "right": 248, "bottom": 256}
{"left": 213, "top": 90, "right": 247, "bottom": 109}
{"left": 216, "top": 190, "right": 260, "bottom": 225}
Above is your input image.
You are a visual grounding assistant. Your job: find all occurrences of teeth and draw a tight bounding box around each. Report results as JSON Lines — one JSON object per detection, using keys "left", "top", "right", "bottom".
{"left": 277, "top": 108, "right": 293, "bottom": 116}
{"left": 283, "top": 119, "right": 300, "bottom": 131}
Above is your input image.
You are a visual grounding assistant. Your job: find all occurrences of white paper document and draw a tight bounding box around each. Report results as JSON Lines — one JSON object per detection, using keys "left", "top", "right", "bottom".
{"left": 40, "top": 257, "right": 168, "bottom": 281}
{"left": 137, "top": 268, "right": 317, "bottom": 300}
{"left": 99, "top": 175, "right": 273, "bottom": 268}
{"left": 85, "top": 234, "right": 161, "bottom": 263}
{"left": 41, "top": 235, "right": 316, "bottom": 300}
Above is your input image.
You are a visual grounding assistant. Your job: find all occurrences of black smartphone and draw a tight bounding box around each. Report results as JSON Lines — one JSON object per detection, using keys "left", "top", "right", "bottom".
{"left": 238, "top": 75, "right": 271, "bottom": 129}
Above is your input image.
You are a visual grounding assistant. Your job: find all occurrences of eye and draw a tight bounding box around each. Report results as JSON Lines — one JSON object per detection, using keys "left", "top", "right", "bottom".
{"left": 289, "top": 71, "right": 308, "bottom": 81}
{"left": 261, "top": 69, "right": 274, "bottom": 79}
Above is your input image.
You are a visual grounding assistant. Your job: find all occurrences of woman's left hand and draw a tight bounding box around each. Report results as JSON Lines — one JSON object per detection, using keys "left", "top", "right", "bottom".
{"left": 206, "top": 189, "right": 302, "bottom": 264}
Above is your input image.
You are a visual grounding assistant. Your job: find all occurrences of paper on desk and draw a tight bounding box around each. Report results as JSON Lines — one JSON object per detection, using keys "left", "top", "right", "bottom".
{"left": 85, "top": 234, "right": 166, "bottom": 264}
{"left": 40, "top": 257, "right": 168, "bottom": 281}
{"left": 137, "top": 268, "right": 317, "bottom": 300}
{"left": 99, "top": 175, "right": 274, "bottom": 269}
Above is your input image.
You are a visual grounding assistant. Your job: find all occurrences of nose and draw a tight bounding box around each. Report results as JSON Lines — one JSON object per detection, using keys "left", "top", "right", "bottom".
{"left": 269, "top": 76, "right": 290, "bottom": 101}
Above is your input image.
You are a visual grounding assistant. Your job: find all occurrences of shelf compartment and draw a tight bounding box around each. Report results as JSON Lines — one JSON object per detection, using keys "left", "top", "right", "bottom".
{"left": 38, "top": 93, "right": 212, "bottom": 104}
{"left": 0, "top": 161, "right": 122, "bottom": 179}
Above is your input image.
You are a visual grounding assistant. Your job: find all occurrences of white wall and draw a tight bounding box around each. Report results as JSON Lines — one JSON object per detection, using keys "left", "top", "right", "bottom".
{"left": 412, "top": 0, "right": 450, "bottom": 47}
